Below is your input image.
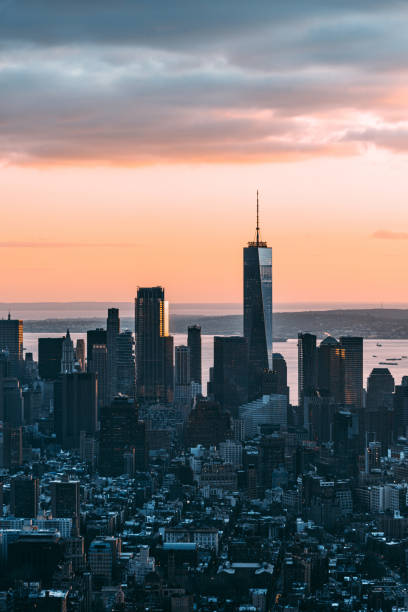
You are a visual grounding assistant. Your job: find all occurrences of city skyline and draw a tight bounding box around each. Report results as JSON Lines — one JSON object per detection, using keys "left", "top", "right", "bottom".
{"left": 2, "top": 2, "right": 408, "bottom": 303}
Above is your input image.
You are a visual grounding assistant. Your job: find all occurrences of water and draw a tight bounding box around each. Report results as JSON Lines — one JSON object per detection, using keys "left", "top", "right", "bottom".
{"left": 23, "top": 334, "right": 408, "bottom": 405}
{"left": 3, "top": 301, "right": 408, "bottom": 321}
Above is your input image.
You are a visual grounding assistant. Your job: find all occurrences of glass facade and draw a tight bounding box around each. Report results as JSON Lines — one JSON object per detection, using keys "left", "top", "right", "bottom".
{"left": 244, "top": 243, "right": 273, "bottom": 398}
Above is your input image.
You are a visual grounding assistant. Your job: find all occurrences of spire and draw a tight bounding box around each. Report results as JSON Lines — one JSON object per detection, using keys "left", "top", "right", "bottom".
{"left": 247, "top": 190, "right": 267, "bottom": 247}
{"left": 256, "top": 189, "right": 260, "bottom": 245}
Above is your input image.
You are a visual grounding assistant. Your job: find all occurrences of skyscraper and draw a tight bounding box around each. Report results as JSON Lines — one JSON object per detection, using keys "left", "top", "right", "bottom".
{"left": 340, "top": 336, "right": 363, "bottom": 410}
{"left": 187, "top": 325, "right": 202, "bottom": 390}
{"left": 213, "top": 336, "right": 248, "bottom": 410}
{"left": 60, "top": 330, "right": 75, "bottom": 374}
{"left": 298, "top": 333, "right": 318, "bottom": 408}
{"left": 54, "top": 372, "right": 98, "bottom": 449}
{"left": 174, "top": 345, "right": 191, "bottom": 406}
{"left": 87, "top": 328, "right": 107, "bottom": 370}
{"left": 38, "top": 337, "right": 64, "bottom": 380}
{"left": 317, "top": 336, "right": 345, "bottom": 404}
{"left": 10, "top": 476, "right": 39, "bottom": 518}
{"left": 243, "top": 192, "right": 272, "bottom": 399}
{"left": 89, "top": 344, "right": 108, "bottom": 409}
{"left": 51, "top": 480, "right": 80, "bottom": 520}
{"left": 99, "top": 395, "right": 146, "bottom": 475}
{"left": 75, "top": 339, "right": 85, "bottom": 371}
{"left": 116, "top": 330, "right": 136, "bottom": 399}
{"left": 135, "top": 287, "right": 174, "bottom": 402}
{"left": 107, "top": 308, "right": 120, "bottom": 400}
{"left": 0, "top": 315, "right": 23, "bottom": 378}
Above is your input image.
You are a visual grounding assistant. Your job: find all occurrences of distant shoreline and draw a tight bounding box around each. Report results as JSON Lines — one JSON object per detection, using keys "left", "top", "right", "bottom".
{"left": 17, "top": 308, "right": 408, "bottom": 339}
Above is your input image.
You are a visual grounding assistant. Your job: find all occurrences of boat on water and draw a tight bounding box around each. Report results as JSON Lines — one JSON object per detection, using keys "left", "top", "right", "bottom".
{"left": 386, "top": 357, "right": 401, "bottom": 361}
{"left": 377, "top": 342, "right": 382, "bottom": 347}
{"left": 379, "top": 361, "right": 398, "bottom": 365}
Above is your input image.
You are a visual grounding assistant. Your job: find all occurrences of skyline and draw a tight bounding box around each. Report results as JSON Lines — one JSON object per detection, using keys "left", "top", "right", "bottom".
{"left": 2, "top": 2, "right": 408, "bottom": 302}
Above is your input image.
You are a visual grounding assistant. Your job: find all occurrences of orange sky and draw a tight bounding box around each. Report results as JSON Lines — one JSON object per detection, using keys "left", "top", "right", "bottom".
{"left": 2, "top": 2, "right": 408, "bottom": 304}
{"left": 2, "top": 153, "right": 408, "bottom": 303}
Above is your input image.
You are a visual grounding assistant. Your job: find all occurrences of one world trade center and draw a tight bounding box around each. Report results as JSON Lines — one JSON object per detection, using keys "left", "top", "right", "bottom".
{"left": 243, "top": 191, "right": 273, "bottom": 399}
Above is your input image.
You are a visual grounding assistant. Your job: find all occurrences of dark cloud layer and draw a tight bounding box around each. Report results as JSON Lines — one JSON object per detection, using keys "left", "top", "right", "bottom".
{"left": 0, "top": 1, "right": 407, "bottom": 164}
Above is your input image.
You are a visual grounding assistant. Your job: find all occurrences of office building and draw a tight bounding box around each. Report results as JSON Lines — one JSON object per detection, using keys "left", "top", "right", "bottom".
{"left": 51, "top": 480, "right": 80, "bottom": 520}
{"left": 243, "top": 193, "right": 272, "bottom": 399}
{"left": 318, "top": 336, "right": 345, "bottom": 403}
{"left": 185, "top": 399, "right": 230, "bottom": 447}
{"left": 239, "top": 393, "right": 288, "bottom": 439}
{"left": 187, "top": 325, "right": 202, "bottom": 390}
{"left": 99, "top": 395, "right": 146, "bottom": 476}
{"left": 298, "top": 333, "right": 317, "bottom": 408}
{"left": 75, "top": 338, "right": 85, "bottom": 371}
{"left": 0, "top": 377, "right": 23, "bottom": 425}
{"left": 107, "top": 308, "right": 120, "bottom": 400}
{"left": 89, "top": 344, "right": 108, "bottom": 408}
{"left": 86, "top": 328, "right": 107, "bottom": 370}
{"left": 0, "top": 315, "right": 23, "bottom": 378}
{"left": 340, "top": 336, "right": 363, "bottom": 410}
{"left": 54, "top": 372, "right": 98, "bottom": 449}
{"left": 10, "top": 476, "right": 39, "bottom": 518}
{"left": 273, "top": 352, "right": 289, "bottom": 398}
{"left": 174, "top": 345, "right": 191, "bottom": 406}
{"left": 38, "top": 337, "right": 64, "bottom": 380}
{"left": 213, "top": 336, "right": 248, "bottom": 410}
{"left": 116, "top": 330, "right": 136, "bottom": 399}
{"left": 2, "top": 424, "right": 22, "bottom": 471}
{"left": 135, "top": 286, "right": 174, "bottom": 402}
{"left": 60, "top": 330, "right": 75, "bottom": 374}
{"left": 394, "top": 383, "right": 408, "bottom": 437}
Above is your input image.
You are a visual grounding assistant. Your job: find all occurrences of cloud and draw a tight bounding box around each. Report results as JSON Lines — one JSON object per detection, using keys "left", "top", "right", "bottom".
{"left": 372, "top": 231, "right": 408, "bottom": 240}
{"left": 0, "top": 241, "right": 139, "bottom": 248}
{"left": 1, "top": 1, "right": 408, "bottom": 164}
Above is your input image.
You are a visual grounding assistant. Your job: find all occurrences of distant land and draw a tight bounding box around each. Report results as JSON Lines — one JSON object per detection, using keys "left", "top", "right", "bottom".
{"left": 15, "top": 309, "right": 408, "bottom": 339}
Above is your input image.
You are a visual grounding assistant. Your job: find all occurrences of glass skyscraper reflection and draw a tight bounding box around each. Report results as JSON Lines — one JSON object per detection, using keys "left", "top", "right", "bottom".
{"left": 243, "top": 195, "right": 273, "bottom": 399}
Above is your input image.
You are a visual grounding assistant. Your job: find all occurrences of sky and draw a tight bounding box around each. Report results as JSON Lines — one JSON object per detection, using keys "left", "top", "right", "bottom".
{"left": 1, "top": 1, "right": 408, "bottom": 304}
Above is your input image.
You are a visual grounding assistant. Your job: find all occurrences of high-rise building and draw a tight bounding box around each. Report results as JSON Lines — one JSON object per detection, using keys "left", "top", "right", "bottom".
{"left": 394, "top": 384, "right": 408, "bottom": 438}
{"left": 0, "top": 349, "right": 10, "bottom": 379}
{"left": 213, "top": 336, "right": 248, "bottom": 410}
{"left": 0, "top": 315, "right": 23, "bottom": 378}
{"left": 174, "top": 345, "right": 191, "bottom": 406}
{"left": 51, "top": 480, "right": 80, "bottom": 520}
{"left": 364, "top": 368, "right": 395, "bottom": 448}
{"left": 2, "top": 424, "right": 23, "bottom": 471}
{"left": 0, "top": 377, "right": 24, "bottom": 425}
{"left": 38, "top": 337, "right": 64, "bottom": 380}
{"left": 185, "top": 399, "right": 231, "bottom": 447}
{"left": 340, "top": 336, "right": 363, "bottom": 410}
{"left": 54, "top": 372, "right": 98, "bottom": 449}
{"left": 116, "top": 330, "right": 136, "bottom": 399}
{"left": 298, "top": 333, "right": 317, "bottom": 408}
{"left": 89, "top": 344, "right": 108, "bottom": 409}
{"left": 187, "top": 325, "right": 202, "bottom": 390}
{"left": 273, "top": 353, "right": 289, "bottom": 398}
{"left": 10, "top": 475, "right": 39, "bottom": 518}
{"left": 243, "top": 193, "right": 272, "bottom": 399}
{"left": 99, "top": 395, "right": 146, "bottom": 476}
{"left": 318, "top": 336, "right": 345, "bottom": 404}
{"left": 87, "top": 328, "right": 107, "bottom": 370}
{"left": 60, "top": 330, "right": 75, "bottom": 374}
{"left": 75, "top": 339, "right": 85, "bottom": 372}
{"left": 135, "top": 287, "right": 174, "bottom": 402}
{"left": 366, "top": 368, "right": 395, "bottom": 411}
{"left": 107, "top": 308, "right": 120, "bottom": 400}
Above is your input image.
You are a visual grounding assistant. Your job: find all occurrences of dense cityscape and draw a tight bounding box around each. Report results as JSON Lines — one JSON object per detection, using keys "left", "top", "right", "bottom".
{"left": 1, "top": 214, "right": 408, "bottom": 612}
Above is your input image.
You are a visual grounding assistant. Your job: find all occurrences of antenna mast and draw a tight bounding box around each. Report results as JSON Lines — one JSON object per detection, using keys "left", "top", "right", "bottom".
{"left": 256, "top": 189, "right": 260, "bottom": 245}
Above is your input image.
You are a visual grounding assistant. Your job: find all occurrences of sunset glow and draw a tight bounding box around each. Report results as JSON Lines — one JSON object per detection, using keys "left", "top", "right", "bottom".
{"left": 1, "top": 1, "right": 408, "bottom": 303}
